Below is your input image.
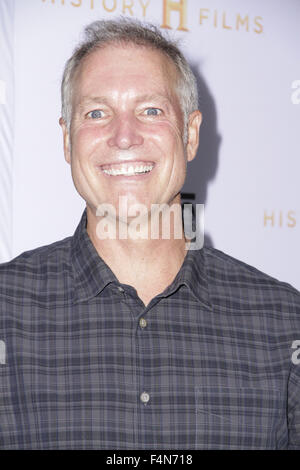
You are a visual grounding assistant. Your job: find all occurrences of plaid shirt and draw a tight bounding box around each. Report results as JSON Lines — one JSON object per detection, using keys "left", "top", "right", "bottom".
{"left": 0, "top": 209, "right": 299, "bottom": 449}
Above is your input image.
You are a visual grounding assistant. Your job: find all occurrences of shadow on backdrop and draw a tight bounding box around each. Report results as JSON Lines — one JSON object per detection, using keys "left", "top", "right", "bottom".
{"left": 181, "top": 64, "right": 221, "bottom": 248}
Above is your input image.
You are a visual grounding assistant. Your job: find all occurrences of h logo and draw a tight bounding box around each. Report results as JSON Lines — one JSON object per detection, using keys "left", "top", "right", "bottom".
{"left": 0, "top": 340, "right": 6, "bottom": 364}
{"left": 161, "top": 0, "right": 189, "bottom": 31}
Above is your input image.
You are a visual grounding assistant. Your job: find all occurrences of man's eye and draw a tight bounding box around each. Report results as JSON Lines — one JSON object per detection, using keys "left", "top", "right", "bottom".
{"left": 144, "top": 108, "right": 162, "bottom": 116}
{"left": 87, "top": 110, "right": 104, "bottom": 119}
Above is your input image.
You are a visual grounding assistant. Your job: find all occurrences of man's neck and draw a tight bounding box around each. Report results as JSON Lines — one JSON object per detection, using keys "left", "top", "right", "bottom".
{"left": 86, "top": 204, "right": 190, "bottom": 306}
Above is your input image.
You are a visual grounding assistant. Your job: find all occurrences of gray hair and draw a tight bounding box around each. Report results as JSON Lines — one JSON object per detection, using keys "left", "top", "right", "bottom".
{"left": 61, "top": 17, "right": 199, "bottom": 143}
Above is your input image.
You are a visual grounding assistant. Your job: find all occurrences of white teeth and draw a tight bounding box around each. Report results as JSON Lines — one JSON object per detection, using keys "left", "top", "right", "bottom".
{"left": 102, "top": 164, "right": 154, "bottom": 176}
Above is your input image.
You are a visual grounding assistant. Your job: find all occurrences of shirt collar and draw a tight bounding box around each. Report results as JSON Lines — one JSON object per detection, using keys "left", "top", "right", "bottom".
{"left": 71, "top": 209, "right": 211, "bottom": 309}
{"left": 158, "top": 243, "right": 212, "bottom": 310}
{"left": 71, "top": 209, "right": 117, "bottom": 304}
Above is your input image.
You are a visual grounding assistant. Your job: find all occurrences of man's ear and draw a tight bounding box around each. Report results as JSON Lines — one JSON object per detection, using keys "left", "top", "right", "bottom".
{"left": 186, "top": 110, "right": 202, "bottom": 162}
{"left": 59, "top": 117, "right": 71, "bottom": 164}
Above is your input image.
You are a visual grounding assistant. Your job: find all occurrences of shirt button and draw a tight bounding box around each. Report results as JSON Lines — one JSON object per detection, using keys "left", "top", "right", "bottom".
{"left": 140, "top": 392, "right": 150, "bottom": 404}
{"left": 139, "top": 317, "right": 147, "bottom": 329}
{"left": 117, "top": 287, "right": 124, "bottom": 293}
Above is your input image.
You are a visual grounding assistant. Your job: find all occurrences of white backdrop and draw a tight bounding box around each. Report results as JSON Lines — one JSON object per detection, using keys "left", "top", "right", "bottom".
{"left": 0, "top": 0, "right": 299, "bottom": 290}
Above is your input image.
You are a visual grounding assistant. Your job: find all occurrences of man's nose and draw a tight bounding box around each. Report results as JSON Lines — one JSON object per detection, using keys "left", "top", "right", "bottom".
{"left": 107, "top": 115, "right": 144, "bottom": 149}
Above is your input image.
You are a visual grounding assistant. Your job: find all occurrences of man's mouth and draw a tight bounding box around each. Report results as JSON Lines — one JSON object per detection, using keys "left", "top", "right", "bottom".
{"left": 99, "top": 161, "right": 155, "bottom": 177}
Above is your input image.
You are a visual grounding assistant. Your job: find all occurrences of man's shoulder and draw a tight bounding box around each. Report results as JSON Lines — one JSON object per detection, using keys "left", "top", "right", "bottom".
{"left": 204, "top": 246, "right": 300, "bottom": 306}
{"left": 0, "top": 236, "right": 73, "bottom": 291}
{"left": 0, "top": 236, "right": 75, "bottom": 306}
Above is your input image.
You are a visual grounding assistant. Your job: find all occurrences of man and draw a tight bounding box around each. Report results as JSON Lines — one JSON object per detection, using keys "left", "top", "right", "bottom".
{"left": 0, "top": 17, "right": 299, "bottom": 450}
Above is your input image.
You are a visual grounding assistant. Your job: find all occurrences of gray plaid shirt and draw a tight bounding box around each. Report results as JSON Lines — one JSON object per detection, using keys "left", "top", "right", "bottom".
{"left": 0, "top": 209, "right": 300, "bottom": 449}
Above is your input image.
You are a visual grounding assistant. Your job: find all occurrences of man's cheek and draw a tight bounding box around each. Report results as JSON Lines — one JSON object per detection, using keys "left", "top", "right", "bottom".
{"left": 147, "top": 124, "right": 182, "bottom": 148}
{"left": 71, "top": 137, "right": 99, "bottom": 162}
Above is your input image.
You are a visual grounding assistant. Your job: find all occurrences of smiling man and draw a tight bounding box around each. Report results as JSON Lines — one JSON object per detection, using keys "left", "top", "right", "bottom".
{"left": 0, "top": 18, "right": 300, "bottom": 450}
{"left": 59, "top": 29, "right": 201, "bottom": 305}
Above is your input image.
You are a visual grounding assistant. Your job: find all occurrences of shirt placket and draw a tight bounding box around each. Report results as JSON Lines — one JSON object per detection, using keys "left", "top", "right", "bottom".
{"left": 121, "top": 288, "right": 158, "bottom": 449}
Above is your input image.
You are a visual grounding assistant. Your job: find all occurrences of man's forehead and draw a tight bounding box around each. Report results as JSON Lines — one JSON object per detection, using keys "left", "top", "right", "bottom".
{"left": 74, "top": 71, "right": 180, "bottom": 109}
{"left": 71, "top": 43, "right": 182, "bottom": 111}
{"left": 76, "top": 42, "right": 178, "bottom": 80}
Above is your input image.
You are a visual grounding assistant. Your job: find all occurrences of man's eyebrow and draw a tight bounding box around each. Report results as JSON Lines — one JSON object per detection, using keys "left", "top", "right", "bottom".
{"left": 136, "top": 94, "right": 173, "bottom": 107}
{"left": 77, "top": 96, "right": 111, "bottom": 108}
{"left": 77, "top": 94, "right": 173, "bottom": 108}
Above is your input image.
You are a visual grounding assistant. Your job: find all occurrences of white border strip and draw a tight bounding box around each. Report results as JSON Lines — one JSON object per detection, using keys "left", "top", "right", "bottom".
{"left": 0, "top": 0, "right": 14, "bottom": 262}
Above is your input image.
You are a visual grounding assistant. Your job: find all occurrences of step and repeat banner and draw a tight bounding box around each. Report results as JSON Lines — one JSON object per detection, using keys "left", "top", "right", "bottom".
{"left": 0, "top": 0, "right": 299, "bottom": 289}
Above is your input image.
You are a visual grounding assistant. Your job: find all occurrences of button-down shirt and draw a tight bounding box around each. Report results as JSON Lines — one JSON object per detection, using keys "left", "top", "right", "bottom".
{"left": 0, "top": 210, "right": 300, "bottom": 449}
